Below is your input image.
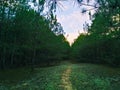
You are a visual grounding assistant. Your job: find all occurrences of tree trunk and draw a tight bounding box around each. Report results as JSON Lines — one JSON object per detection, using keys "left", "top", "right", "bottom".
{"left": 10, "top": 35, "right": 16, "bottom": 67}
{"left": 2, "top": 47, "right": 6, "bottom": 69}
{"left": 31, "top": 49, "right": 36, "bottom": 71}
{"left": 10, "top": 49, "right": 15, "bottom": 66}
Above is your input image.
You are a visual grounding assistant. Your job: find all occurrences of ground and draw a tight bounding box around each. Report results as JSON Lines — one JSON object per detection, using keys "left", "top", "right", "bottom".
{"left": 0, "top": 62, "right": 120, "bottom": 90}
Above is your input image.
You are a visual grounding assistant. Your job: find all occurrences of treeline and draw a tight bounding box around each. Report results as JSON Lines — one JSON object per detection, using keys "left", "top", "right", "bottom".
{"left": 71, "top": 0, "right": 120, "bottom": 67}
{"left": 0, "top": 1, "right": 70, "bottom": 69}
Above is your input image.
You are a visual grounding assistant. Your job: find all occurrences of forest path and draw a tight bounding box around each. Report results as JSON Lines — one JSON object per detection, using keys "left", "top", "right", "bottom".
{"left": 59, "top": 64, "right": 74, "bottom": 90}
{"left": 0, "top": 62, "right": 120, "bottom": 90}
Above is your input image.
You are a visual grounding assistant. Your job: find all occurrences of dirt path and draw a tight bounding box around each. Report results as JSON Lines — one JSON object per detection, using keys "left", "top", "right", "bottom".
{"left": 59, "top": 65, "right": 73, "bottom": 90}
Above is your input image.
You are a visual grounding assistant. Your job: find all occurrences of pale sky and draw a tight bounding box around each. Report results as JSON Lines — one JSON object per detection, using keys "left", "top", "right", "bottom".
{"left": 29, "top": 0, "right": 97, "bottom": 44}
{"left": 56, "top": 0, "right": 96, "bottom": 44}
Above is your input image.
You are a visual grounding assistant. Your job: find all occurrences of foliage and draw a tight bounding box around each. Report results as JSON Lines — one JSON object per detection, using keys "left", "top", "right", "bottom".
{"left": 70, "top": 63, "right": 120, "bottom": 90}
{"left": 71, "top": 0, "right": 120, "bottom": 67}
{"left": 1, "top": 63, "right": 119, "bottom": 90}
{"left": 0, "top": 0, "right": 70, "bottom": 69}
{"left": 0, "top": 64, "right": 67, "bottom": 90}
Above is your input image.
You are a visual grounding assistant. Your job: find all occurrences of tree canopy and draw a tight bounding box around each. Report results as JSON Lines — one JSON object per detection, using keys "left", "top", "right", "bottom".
{"left": 71, "top": 0, "right": 120, "bottom": 66}
{"left": 0, "top": 0, "right": 70, "bottom": 69}
{"left": 0, "top": 0, "right": 120, "bottom": 69}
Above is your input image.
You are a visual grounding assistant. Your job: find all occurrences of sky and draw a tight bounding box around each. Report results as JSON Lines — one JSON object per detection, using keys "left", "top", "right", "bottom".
{"left": 29, "top": 0, "right": 96, "bottom": 44}
{"left": 56, "top": 0, "right": 96, "bottom": 44}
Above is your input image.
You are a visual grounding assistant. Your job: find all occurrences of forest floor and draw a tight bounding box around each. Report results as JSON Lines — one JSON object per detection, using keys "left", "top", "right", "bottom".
{"left": 0, "top": 61, "right": 120, "bottom": 90}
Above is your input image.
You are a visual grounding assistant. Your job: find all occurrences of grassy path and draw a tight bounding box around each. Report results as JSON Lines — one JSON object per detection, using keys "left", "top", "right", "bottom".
{"left": 0, "top": 62, "right": 120, "bottom": 90}
{"left": 60, "top": 65, "right": 73, "bottom": 90}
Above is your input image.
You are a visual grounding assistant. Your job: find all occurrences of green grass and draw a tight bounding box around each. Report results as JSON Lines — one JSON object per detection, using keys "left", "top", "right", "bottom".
{"left": 0, "top": 68, "right": 32, "bottom": 84}
{"left": 0, "top": 65, "right": 67, "bottom": 90}
{"left": 70, "top": 63, "right": 120, "bottom": 90}
{"left": 0, "top": 63, "right": 120, "bottom": 90}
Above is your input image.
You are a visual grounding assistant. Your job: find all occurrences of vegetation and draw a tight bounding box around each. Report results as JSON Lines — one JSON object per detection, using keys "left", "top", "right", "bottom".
{"left": 0, "top": 63, "right": 120, "bottom": 90}
{"left": 0, "top": 0, "right": 120, "bottom": 89}
{"left": 0, "top": 64, "right": 66, "bottom": 90}
{"left": 0, "top": 0, "right": 70, "bottom": 69}
{"left": 70, "top": 63, "right": 120, "bottom": 90}
{"left": 71, "top": 0, "right": 120, "bottom": 67}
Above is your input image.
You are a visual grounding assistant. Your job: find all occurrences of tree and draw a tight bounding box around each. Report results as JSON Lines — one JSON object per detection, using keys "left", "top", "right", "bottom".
{"left": 71, "top": 0, "right": 120, "bottom": 67}
{"left": 0, "top": 0, "right": 70, "bottom": 69}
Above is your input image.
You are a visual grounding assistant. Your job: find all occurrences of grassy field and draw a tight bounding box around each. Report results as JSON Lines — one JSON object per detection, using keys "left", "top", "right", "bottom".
{"left": 0, "top": 62, "right": 120, "bottom": 90}
{"left": 70, "top": 63, "right": 120, "bottom": 90}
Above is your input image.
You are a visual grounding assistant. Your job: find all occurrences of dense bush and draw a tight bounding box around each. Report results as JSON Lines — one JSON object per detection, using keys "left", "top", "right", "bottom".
{"left": 0, "top": 1, "right": 70, "bottom": 69}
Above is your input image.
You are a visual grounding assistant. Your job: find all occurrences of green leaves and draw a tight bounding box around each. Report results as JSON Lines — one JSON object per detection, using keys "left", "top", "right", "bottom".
{"left": 0, "top": 0, "right": 70, "bottom": 69}
{"left": 71, "top": 0, "right": 120, "bottom": 67}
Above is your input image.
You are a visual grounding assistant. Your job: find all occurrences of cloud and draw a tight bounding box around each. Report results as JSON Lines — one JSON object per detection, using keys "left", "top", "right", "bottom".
{"left": 57, "top": 10, "right": 91, "bottom": 44}
{"left": 56, "top": 0, "right": 95, "bottom": 44}
{"left": 57, "top": 10, "right": 91, "bottom": 32}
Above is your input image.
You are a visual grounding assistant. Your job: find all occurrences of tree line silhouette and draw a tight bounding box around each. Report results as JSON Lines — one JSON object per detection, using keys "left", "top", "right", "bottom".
{"left": 0, "top": 0, "right": 120, "bottom": 69}
{"left": 71, "top": 0, "right": 120, "bottom": 67}
{"left": 0, "top": 0, "right": 70, "bottom": 69}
